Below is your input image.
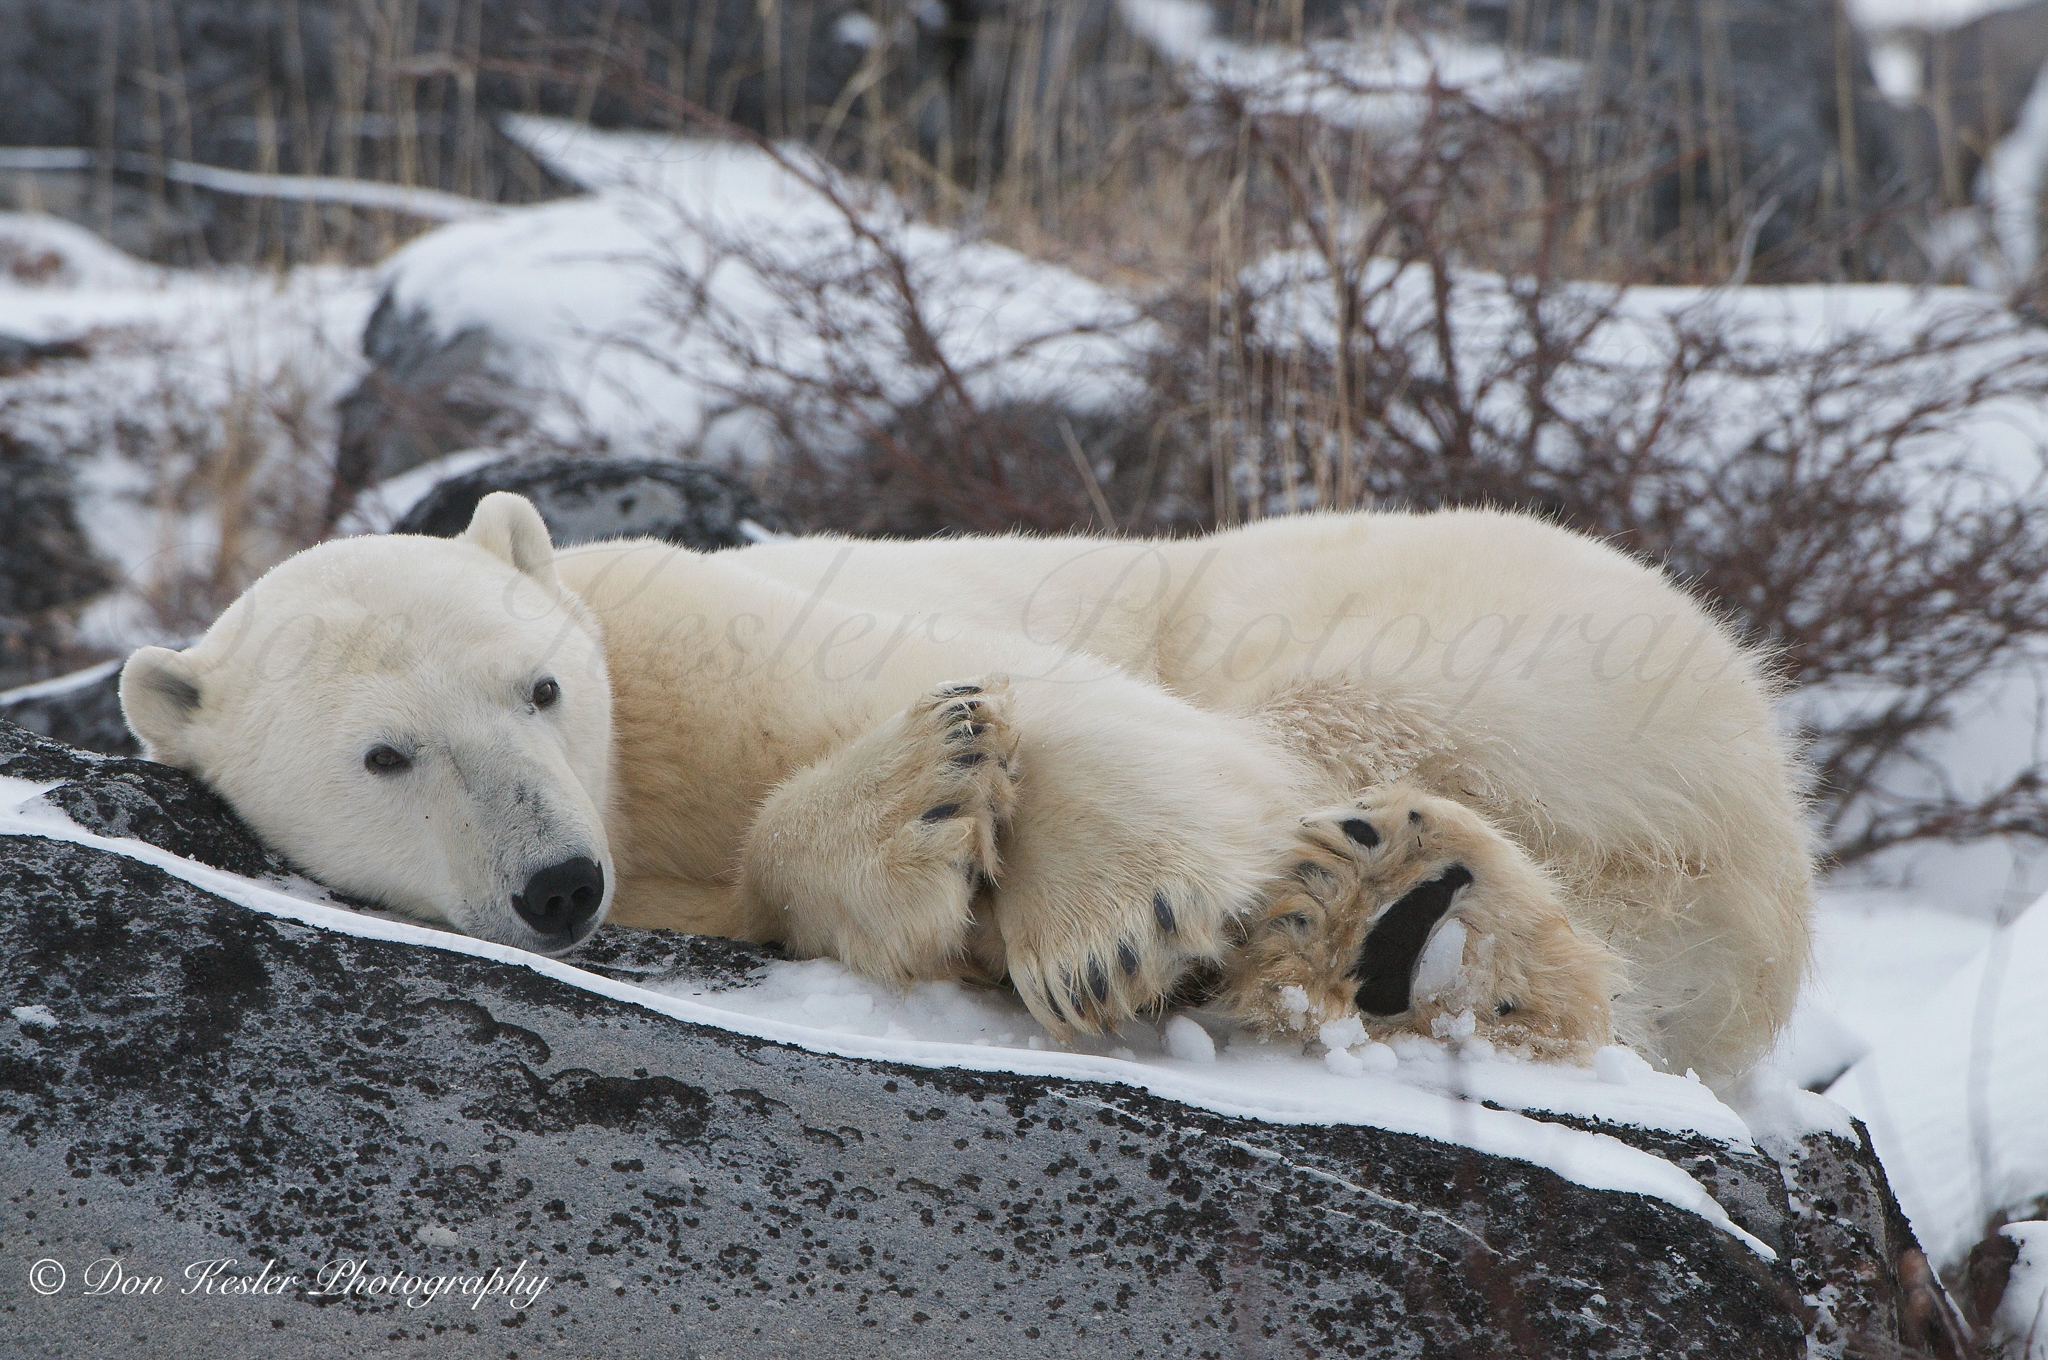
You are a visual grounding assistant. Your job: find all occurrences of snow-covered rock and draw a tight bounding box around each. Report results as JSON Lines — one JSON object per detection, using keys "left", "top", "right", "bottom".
{"left": 387, "top": 455, "right": 793, "bottom": 549}
{"left": 1149, "top": 0, "right": 1924, "bottom": 274}
{"left": 0, "top": 720, "right": 1962, "bottom": 1356}
{"left": 0, "top": 659, "right": 134, "bottom": 757}
{"left": 330, "top": 121, "right": 1151, "bottom": 502}
{"left": 0, "top": 210, "right": 376, "bottom": 661}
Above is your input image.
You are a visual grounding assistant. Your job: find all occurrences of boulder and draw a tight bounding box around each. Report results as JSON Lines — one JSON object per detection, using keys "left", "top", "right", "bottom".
{"left": 1196, "top": 0, "right": 1924, "bottom": 278}
{"left": 328, "top": 293, "right": 538, "bottom": 513}
{"left": 389, "top": 455, "right": 792, "bottom": 550}
{"left": 1892, "top": 0, "right": 2048, "bottom": 197}
{"left": 0, "top": 431, "right": 115, "bottom": 692}
{"left": 0, "top": 661, "right": 137, "bottom": 758}
{"left": 0, "top": 720, "right": 1966, "bottom": 1357}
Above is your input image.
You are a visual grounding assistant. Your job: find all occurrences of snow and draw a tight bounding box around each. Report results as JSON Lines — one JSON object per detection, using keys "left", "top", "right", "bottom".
{"left": 1820, "top": 668, "right": 2048, "bottom": 924}
{"left": 0, "top": 783, "right": 1777, "bottom": 1258}
{"left": 332, "top": 447, "right": 507, "bottom": 537}
{"left": 1830, "top": 888, "right": 2048, "bottom": 1271}
{"left": 1594, "top": 1046, "right": 1654, "bottom": 1087}
{"left": 372, "top": 117, "right": 1150, "bottom": 467}
{"left": 1161, "top": 1013, "right": 1217, "bottom": 1063}
{"left": 1994, "top": 1222, "right": 2048, "bottom": 1360}
{"left": 1849, "top": 0, "right": 2043, "bottom": 30}
{"left": 0, "top": 211, "right": 377, "bottom": 653}
{"left": 0, "top": 658, "right": 121, "bottom": 705}
{"left": 1761, "top": 889, "right": 1999, "bottom": 1092}
{"left": 1119, "top": 0, "right": 1581, "bottom": 131}
{"left": 1983, "top": 62, "right": 2048, "bottom": 288}
{"left": 9, "top": 1004, "right": 58, "bottom": 1030}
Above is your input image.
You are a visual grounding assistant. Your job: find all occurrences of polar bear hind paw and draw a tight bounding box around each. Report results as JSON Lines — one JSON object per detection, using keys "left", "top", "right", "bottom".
{"left": 1216, "top": 786, "right": 1621, "bottom": 1062}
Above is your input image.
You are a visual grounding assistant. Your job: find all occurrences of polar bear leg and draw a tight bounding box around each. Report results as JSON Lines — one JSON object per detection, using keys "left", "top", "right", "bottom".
{"left": 740, "top": 678, "right": 1020, "bottom": 986}
{"left": 1216, "top": 785, "right": 1622, "bottom": 1060}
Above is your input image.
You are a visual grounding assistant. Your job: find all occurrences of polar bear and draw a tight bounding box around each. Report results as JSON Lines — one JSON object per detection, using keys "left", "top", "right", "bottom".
{"left": 119, "top": 493, "right": 1813, "bottom": 1083}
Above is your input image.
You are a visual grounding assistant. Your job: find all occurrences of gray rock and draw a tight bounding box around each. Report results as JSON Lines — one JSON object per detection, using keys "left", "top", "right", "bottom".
{"left": 389, "top": 455, "right": 791, "bottom": 550}
{"left": 0, "top": 433, "right": 115, "bottom": 691}
{"left": 0, "top": 330, "right": 88, "bottom": 377}
{"left": 329, "top": 291, "right": 538, "bottom": 515}
{"left": 1897, "top": 0, "right": 2048, "bottom": 199}
{"left": 1767, "top": 1121, "right": 1968, "bottom": 1357}
{"left": 0, "top": 722, "right": 1966, "bottom": 1358}
{"left": 0, "top": 661, "right": 139, "bottom": 757}
{"left": 0, "top": 721, "right": 295, "bottom": 879}
{"left": 0, "top": 435, "right": 112, "bottom": 622}
{"left": 1215, "top": 0, "right": 1924, "bottom": 278}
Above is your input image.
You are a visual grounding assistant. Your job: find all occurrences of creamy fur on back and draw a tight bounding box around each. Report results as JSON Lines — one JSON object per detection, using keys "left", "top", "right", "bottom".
{"left": 123, "top": 501, "right": 1814, "bottom": 1085}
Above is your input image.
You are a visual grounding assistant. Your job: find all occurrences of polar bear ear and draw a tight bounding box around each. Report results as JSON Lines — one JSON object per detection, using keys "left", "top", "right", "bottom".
{"left": 119, "top": 646, "right": 203, "bottom": 761}
{"left": 460, "top": 492, "right": 560, "bottom": 591}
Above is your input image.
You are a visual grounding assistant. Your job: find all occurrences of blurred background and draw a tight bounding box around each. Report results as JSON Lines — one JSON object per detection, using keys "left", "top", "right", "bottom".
{"left": 4, "top": 0, "right": 2048, "bottom": 1285}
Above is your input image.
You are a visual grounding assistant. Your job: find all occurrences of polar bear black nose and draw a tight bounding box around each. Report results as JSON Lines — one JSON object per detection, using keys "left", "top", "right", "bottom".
{"left": 512, "top": 857, "right": 605, "bottom": 938}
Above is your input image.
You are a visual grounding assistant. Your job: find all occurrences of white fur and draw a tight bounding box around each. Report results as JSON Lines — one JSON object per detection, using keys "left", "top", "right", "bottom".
{"left": 121, "top": 501, "right": 1813, "bottom": 1082}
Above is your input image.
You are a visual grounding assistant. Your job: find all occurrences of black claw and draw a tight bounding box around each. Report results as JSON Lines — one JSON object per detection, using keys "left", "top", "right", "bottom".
{"left": 1408, "top": 809, "right": 1423, "bottom": 824}
{"left": 936, "top": 683, "right": 983, "bottom": 697}
{"left": 950, "top": 750, "right": 987, "bottom": 768}
{"left": 1063, "top": 970, "right": 1088, "bottom": 1017}
{"left": 1152, "top": 891, "right": 1176, "bottom": 935}
{"left": 1117, "top": 941, "right": 1139, "bottom": 977}
{"left": 1088, "top": 960, "right": 1109, "bottom": 1004}
{"left": 920, "top": 803, "right": 962, "bottom": 821}
{"left": 944, "top": 723, "right": 989, "bottom": 743}
{"left": 975, "top": 871, "right": 998, "bottom": 895}
{"left": 1496, "top": 999, "right": 1518, "bottom": 1016}
{"left": 1043, "top": 981, "right": 1066, "bottom": 1019}
{"left": 1341, "top": 817, "right": 1380, "bottom": 848}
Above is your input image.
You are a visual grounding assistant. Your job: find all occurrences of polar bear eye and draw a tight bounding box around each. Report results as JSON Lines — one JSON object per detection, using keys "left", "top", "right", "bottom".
{"left": 364, "top": 745, "right": 412, "bottom": 775}
{"left": 531, "top": 678, "right": 560, "bottom": 709}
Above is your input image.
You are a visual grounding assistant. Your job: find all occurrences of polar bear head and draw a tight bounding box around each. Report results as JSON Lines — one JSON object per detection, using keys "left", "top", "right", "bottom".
{"left": 119, "top": 494, "right": 615, "bottom": 955}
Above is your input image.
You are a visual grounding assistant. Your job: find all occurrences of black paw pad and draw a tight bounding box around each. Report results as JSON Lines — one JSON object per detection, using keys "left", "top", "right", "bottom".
{"left": 1341, "top": 817, "right": 1380, "bottom": 847}
{"left": 1348, "top": 864, "right": 1474, "bottom": 1016}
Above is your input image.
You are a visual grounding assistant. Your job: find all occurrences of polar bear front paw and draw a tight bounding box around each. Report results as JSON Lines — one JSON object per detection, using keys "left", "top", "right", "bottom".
{"left": 897, "top": 679, "right": 1022, "bottom": 883}
{"left": 1216, "top": 786, "right": 1620, "bottom": 1061}
{"left": 742, "top": 677, "right": 1020, "bottom": 986}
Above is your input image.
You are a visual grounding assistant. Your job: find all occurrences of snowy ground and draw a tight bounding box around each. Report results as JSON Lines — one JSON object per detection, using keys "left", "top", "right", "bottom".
{"left": 0, "top": 211, "right": 375, "bottom": 650}
{"left": 373, "top": 115, "right": 1150, "bottom": 467}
